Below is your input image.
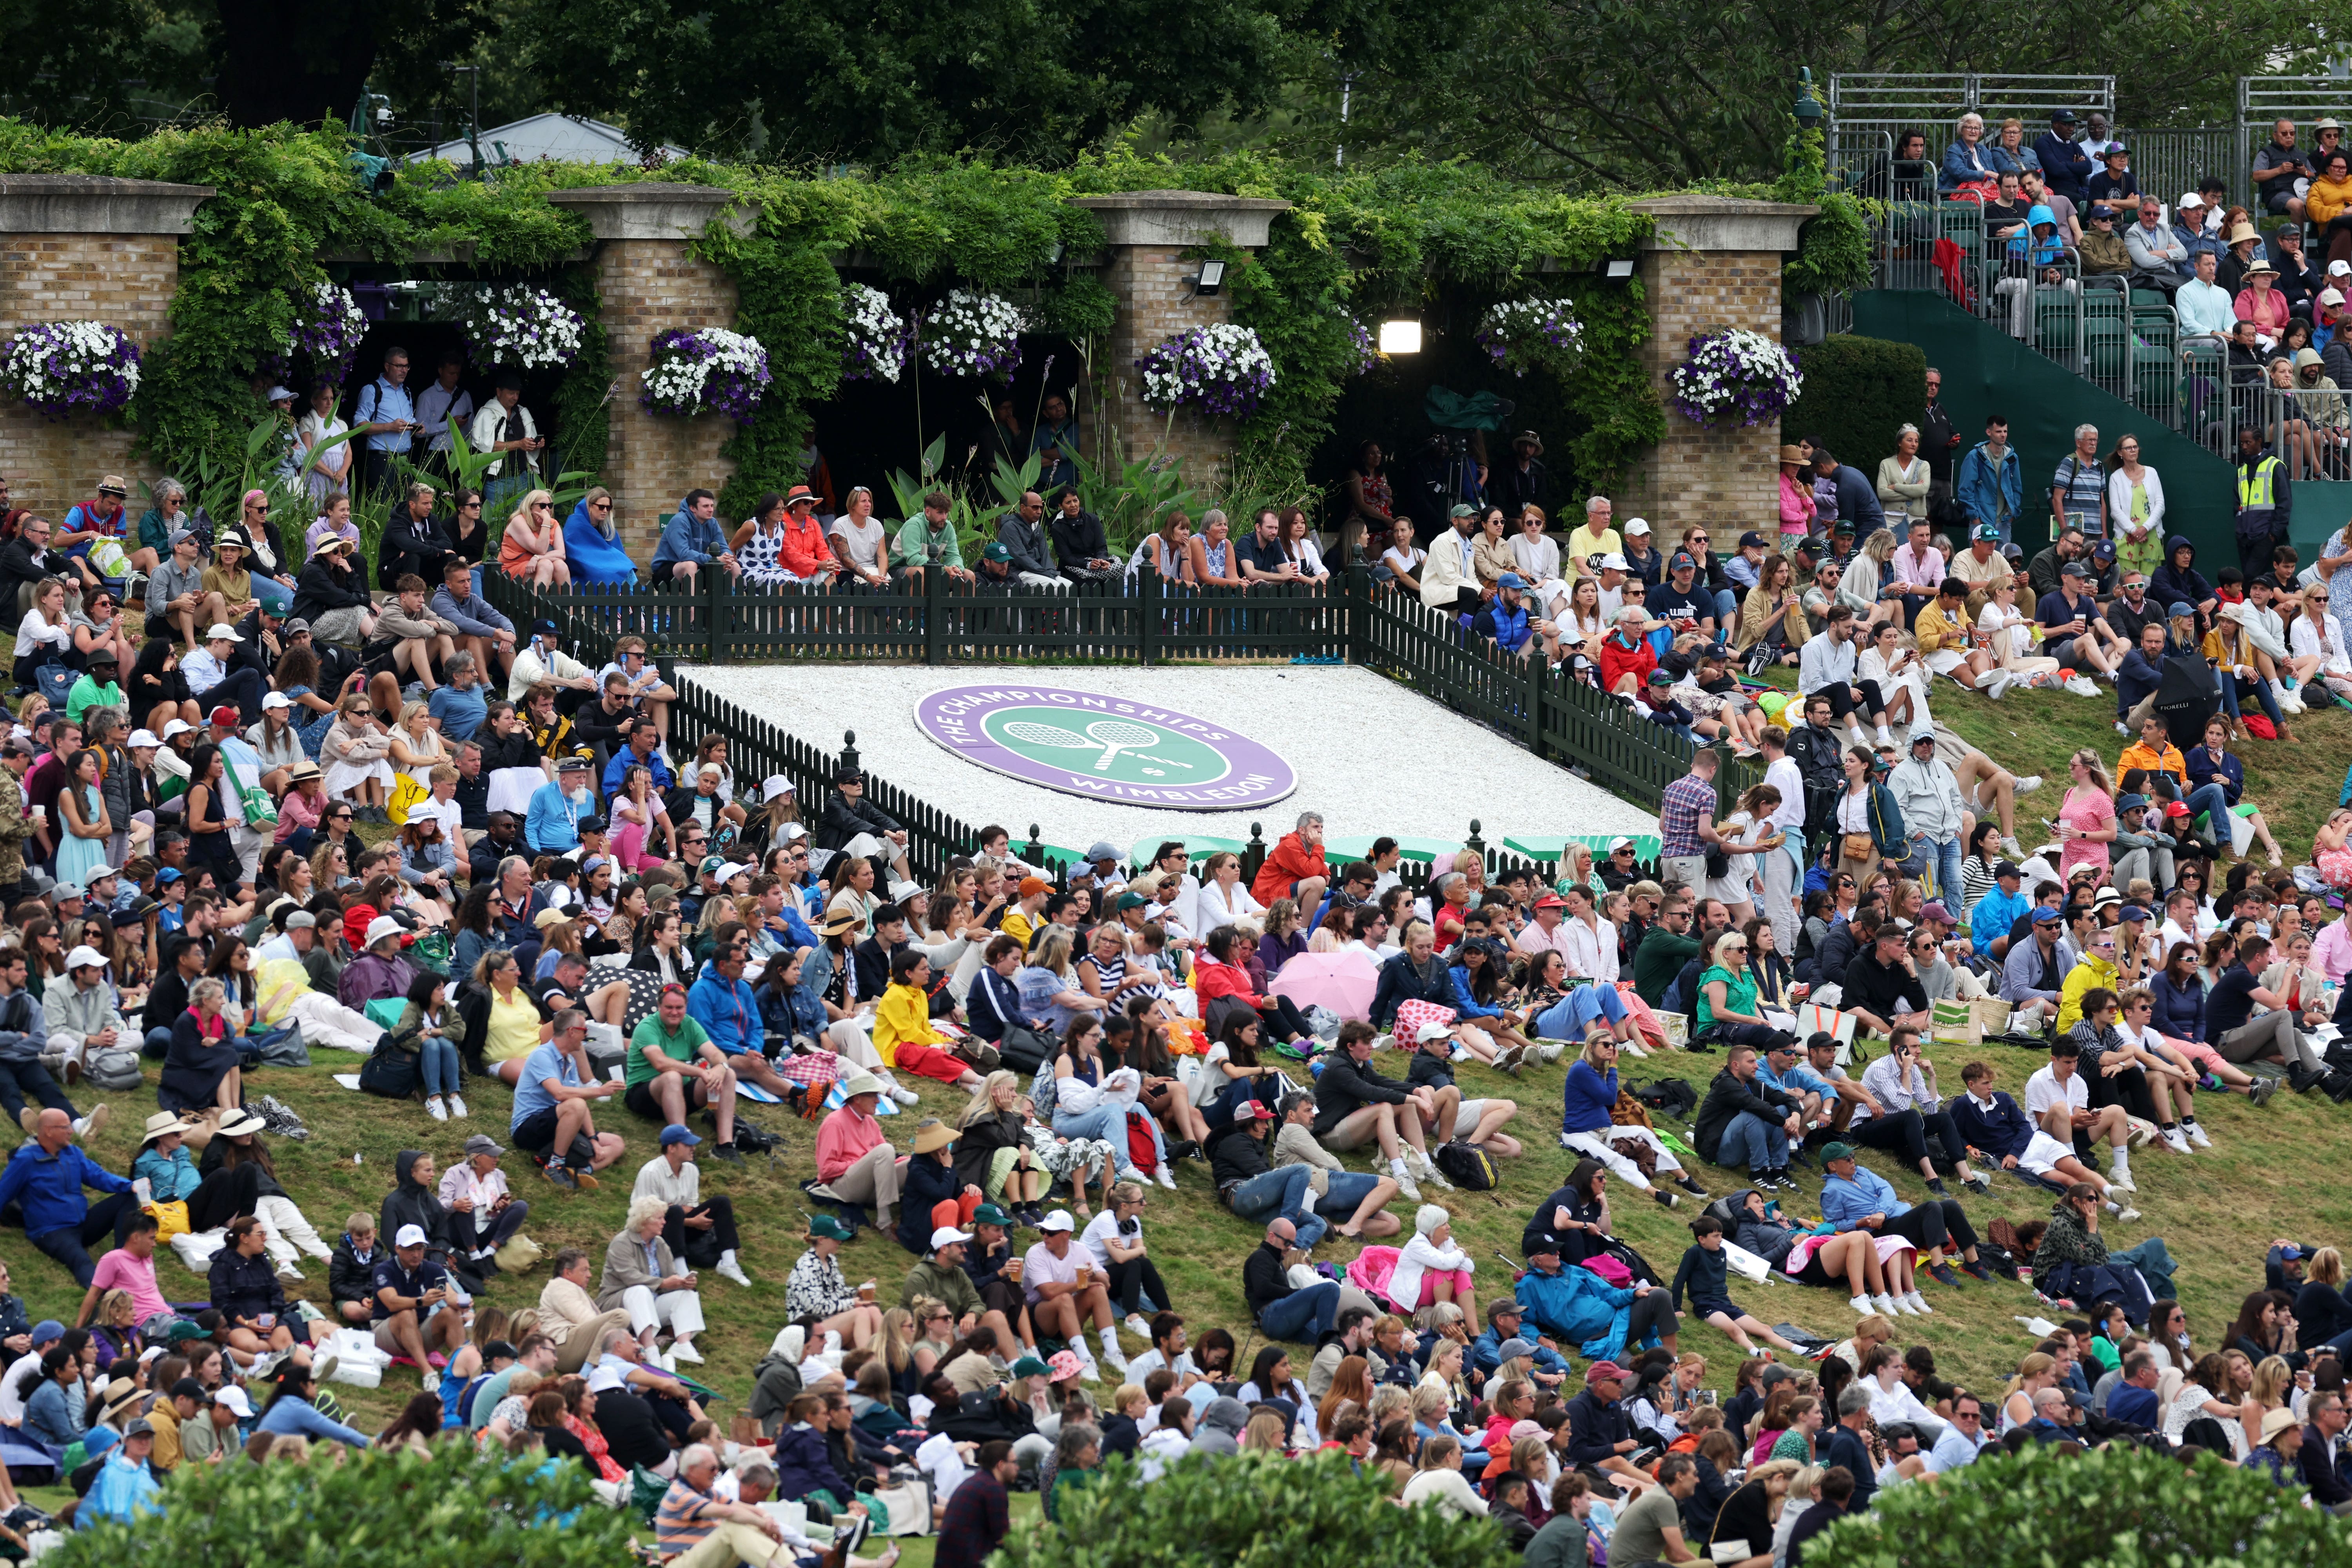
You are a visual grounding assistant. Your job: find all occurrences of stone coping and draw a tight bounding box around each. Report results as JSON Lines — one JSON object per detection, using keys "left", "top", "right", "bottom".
{"left": 1071, "top": 191, "right": 1293, "bottom": 248}
{"left": 0, "top": 174, "right": 214, "bottom": 235}
{"left": 1627, "top": 194, "right": 1818, "bottom": 255}
{"left": 546, "top": 183, "right": 753, "bottom": 242}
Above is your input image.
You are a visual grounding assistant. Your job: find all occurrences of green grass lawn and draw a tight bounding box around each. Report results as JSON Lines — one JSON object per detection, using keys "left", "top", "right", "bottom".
{"left": 13, "top": 1019, "right": 2319, "bottom": 1434}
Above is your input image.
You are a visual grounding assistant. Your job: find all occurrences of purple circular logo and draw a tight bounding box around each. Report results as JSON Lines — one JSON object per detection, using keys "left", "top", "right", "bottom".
{"left": 914, "top": 684, "right": 1297, "bottom": 811}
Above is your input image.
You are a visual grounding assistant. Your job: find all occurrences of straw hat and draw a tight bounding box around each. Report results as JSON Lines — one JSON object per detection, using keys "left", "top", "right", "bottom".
{"left": 1779, "top": 445, "right": 1806, "bottom": 465}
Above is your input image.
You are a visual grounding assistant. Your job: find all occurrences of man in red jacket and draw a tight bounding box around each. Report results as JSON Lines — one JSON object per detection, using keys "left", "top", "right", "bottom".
{"left": 1598, "top": 606, "right": 1659, "bottom": 697}
{"left": 1250, "top": 810, "right": 1329, "bottom": 909}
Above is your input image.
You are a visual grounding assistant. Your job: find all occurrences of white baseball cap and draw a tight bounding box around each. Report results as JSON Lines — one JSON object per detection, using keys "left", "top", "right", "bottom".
{"left": 394, "top": 1223, "right": 428, "bottom": 1248}
{"left": 210, "top": 1385, "right": 254, "bottom": 1418}
{"left": 929, "top": 1226, "right": 974, "bottom": 1250}
{"left": 2177, "top": 190, "right": 2204, "bottom": 209}
{"left": 1622, "top": 518, "right": 1651, "bottom": 536}
{"left": 2332, "top": 261, "right": 2352, "bottom": 277}
{"left": 1037, "top": 1210, "right": 1076, "bottom": 1233}
{"left": 261, "top": 691, "right": 291, "bottom": 710}
{"left": 201, "top": 622, "right": 243, "bottom": 642}
{"left": 1599, "top": 552, "right": 1630, "bottom": 572}
{"left": 1414, "top": 1022, "right": 1453, "bottom": 1044}
{"left": 64, "top": 945, "right": 107, "bottom": 970}
{"left": 127, "top": 729, "right": 160, "bottom": 749}
{"left": 159, "top": 719, "right": 193, "bottom": 740}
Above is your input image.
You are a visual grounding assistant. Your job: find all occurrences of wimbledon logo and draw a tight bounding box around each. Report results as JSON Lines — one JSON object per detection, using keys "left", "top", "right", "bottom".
{"left": 913, "top": 684, "right": 1297, "bottom": 810}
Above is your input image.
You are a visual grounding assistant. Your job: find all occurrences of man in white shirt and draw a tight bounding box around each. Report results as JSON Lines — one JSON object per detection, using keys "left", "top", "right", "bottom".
{"left": 1798, "top": 606, "right": 1892, "bottom": 746}
{"left": 412, "top": 352, "right": 475, "bottom": 462}
{"left": 2024, "top": 1038, "right": 2138, "bottom": 1190}
{"left": 631, "top": 1125, "right": 752, "bottom": 1287}
{"left": 2156, "top": 888, "right": 2203, "bottom": 959}
{"left": 1758, "top": 727, "right": 1808, "bottom": 956}
{"left": 2175, "top": 250, "right": 2236, "bottom": 341}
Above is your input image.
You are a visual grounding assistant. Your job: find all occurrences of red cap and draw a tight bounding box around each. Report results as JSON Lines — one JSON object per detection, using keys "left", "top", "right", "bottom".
{"left": 1533, "top": 893, "right": 1568, "bottom": 909}
{"left": 208, "top": 706, "right": 239, "bottom": 728}
{"left": 2164, "top": 800, "right": 2192, "bottom": 817}
{"left": 1586, "top": 1361, "right": 1629, "bottom": 1385}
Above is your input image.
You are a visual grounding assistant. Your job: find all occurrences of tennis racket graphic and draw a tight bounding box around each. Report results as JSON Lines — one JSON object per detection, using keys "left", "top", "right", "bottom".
{"left": 1001, "top": 719, "right": 1181, "bottom": 771}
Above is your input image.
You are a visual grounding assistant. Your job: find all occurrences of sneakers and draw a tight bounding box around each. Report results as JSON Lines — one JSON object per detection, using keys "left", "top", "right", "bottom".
{"left": 1982, "top": 669, "right": 2013, "bottom": 700}
{"left": 2013, "top": 774, "right": 2043, "bottom": 797}
{"left": 2114, "top": 1203, "right": 2142, "bottom": 1221}
{"left": 427, "top": 1096, "right": 449, "bottom": 1122}
{"left": 1651, "top": 1189, "right": 1681, "bottom": 1209}
{"left": 543, "top": 1160, "right": 580, "bottom": 1191}
{"left": 2250, "top": 1076, "right": 2281, "bottom": 1106}
{"left": 1154, "top": 1166, "right": 1177, "bottom": 1192}
{"left": 1924, "top": 1178, "right": 1949, "bottom": 1197}
{"left": 1904, "top": 1290, "right": 1935, "bottom": 1315}
{"left": 2185, "top": 1123, "right": 2213, "bottom": 1149}
{"left": 1962, "top": 1259, "right": 1996, "bottom": 1283}
{"left": 1124, "top": 1314, "right": 1153, "bottom": 1339}
{"left": 1535, "top": 1042, "right": 1568, "bottom": 1065}
{"left": 2160, "top": 1127, "right": 2191, "bottom": 1155}
{"left": 1674, "top": 1176, "right": 1709, "bottom": 1198}
{"left": 889, "top": 1085, "right": 920, "bottom": 1107}
{"left": 1396, "top": 1174, "right": 1423, "bottom": 1203}
{"left": 447, "top": 1095, "right": 468, "bottom": 1119}
{"left": 668, "top": 1340, "right": 705, "bottom": 1365}
{"left": 1849, "top": 1294, "right": 1874, "bottom": 1316}
{"left": 274, "top": 1260, "right": 303, "bottom": 1282}
{"left": 2069, "top": 676, "right": 2102, "bottom": 697}
{"left": 1889, "top": 1294, "right": 1922, "bottom": 1317}
{"left": 1493, "top": 1044, "right": 1528, "bottom": 1075}
{"left": 2106, "top": 1170, "right": 2137, "bottom": 1193}
{"left": 1961, "top": 1172, "right": 1993, "bottom": 1194}
{"left": 1927, "top": 1261, "right": 1961, "bottom": 1289}
{"left": 716, "top": 1255, "right": 752, "bottom": 1287}
{"left": 16, "top": 1107, "right": 34, "bottom": 1137}
{"left": 1871, "top": 1292, "right": 1902, "bottom": 1318}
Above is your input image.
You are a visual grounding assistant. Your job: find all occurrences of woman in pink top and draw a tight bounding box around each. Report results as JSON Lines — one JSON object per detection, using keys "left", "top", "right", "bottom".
{"left": 2055, "top": 748, "right": 2118, "bottom": 880}
{"left": 1779, "top": 444, "right": 1817, "bottom": 537}
{"left": 814, "top": 1072, "right": 900, "bottom": 1228}
{"left": 2236, "top": 260, "right": 2290, "bottom": 340}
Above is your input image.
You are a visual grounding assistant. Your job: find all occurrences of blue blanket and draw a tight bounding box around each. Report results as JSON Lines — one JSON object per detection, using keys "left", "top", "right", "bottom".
{"left": 561, "top": 499, "right": 638, "bottom": 587}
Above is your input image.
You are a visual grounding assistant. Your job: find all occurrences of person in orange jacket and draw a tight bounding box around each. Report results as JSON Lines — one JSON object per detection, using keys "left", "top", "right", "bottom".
{"left": 1250, "top": 811, "right": 1330, "bottom": 910}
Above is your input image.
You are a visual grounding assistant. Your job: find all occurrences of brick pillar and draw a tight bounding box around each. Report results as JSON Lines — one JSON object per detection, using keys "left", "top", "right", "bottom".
{"left": 1619, "top": 196, "right": 1816, "bottom": 552}
{"left": 547, "top": 184, "right": 749, "bottom": 557}
{"left": 1070, "top": 192, "right": 1291, "bottom": 488}
{"left": 0, "top": 175, "right": 212, "bottom": 518}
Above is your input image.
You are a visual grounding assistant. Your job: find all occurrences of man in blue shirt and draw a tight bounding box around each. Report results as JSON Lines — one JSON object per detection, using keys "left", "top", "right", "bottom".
{"left": 0, "top": 1109, "right": 138, "bottom": 1285}
{"left": 350, "top": 347, "right": 419, "bottom": 499}
{"left": 1819, "top": 1141, "right": 1992, "bottom": 1290}
{"left": 686, "top": 934, "right": 799, "bottom": 1101}
{"left": 650, "top": 489, "right": 741, "bottom": 590}
{"left": 601, "top": 719, "right": 675, "bottom": 802}
{"left": 1811, "top": 450, "right": 1886, "bottom": 539}
{"left": 426, "top": 652, "right": 489, "bottom": 743}
{"left": 509, "top": 1011, "right": 625, "bottom": 1190}
{"left": 1648, "top": 552, "right": 1717, "bottom": 642}
{"left": 2105, "top": 1352, "right": 2163, "bottom": 1429}
{"left": 430, "top": 558, "right": 516, "bottom": 688}
{"left": 2035, "top": 561, "right": 2123, "bottom": 678}
{"left": 1924, "top": 1391, "right": 1986, "bottom": 1472}
{"left": 526, "top": 756, "right": 592, "bottom": 855}
{"left": 1821, "top": 1385, "right": 1878, "bottom": 1511}
{"left": 1473, "top": 573, "right": 1539, "bottom": 657}
{"left": 1970, "top": 860, "right": 2032, "bottom": 961}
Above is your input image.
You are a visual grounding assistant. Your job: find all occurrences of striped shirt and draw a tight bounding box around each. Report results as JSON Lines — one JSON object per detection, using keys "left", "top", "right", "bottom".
{"left": 656, "top": 1477, "right": 720, "bottom": 1556}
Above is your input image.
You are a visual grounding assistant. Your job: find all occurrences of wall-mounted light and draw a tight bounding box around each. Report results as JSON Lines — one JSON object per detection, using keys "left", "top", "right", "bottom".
{"left": 1379, "top": 319, "right": 1422, "bottom": 354}
{"left": 1595, "top": 256, "right": 1637, "bottom": 281}
{"left": 1194, "top": 259, "right": 1227, "bottom": 296}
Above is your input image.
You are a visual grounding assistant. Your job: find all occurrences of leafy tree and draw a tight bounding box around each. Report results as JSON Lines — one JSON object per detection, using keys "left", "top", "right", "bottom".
{"left": 45, "top": 1441, "right": 639, "bottom": 1568}
{"left": 1323, "top": 0, "right": 2352, "bottom": 187}
{"left": 1804, "top": 1443, "right": 2352, "bottom": 1568}
{"left": 991, "top": 1450, "right": 1522, "bottom": 1568}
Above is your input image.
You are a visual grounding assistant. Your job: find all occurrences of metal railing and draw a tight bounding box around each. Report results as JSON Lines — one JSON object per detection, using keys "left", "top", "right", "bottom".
{"left": 2174, "top": 375, "right": 2352, "bottom": 476}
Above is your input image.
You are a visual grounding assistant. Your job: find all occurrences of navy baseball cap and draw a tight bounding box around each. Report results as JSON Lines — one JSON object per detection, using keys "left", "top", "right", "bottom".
{"left": 659, "top": 1123, "right": 701, "bottom": 1148}
{"left": 1670, "top": 552, "right": 1697, "bottom": 572}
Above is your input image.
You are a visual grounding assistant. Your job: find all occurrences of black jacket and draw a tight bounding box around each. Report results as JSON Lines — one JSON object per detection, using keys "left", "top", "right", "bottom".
{"left": 1563, "top": 1387, "right": 1631, "bottom": 1466}
{"left": 1787, "top": 722, "right": 1846, "bottom": 796}
{"left": 573, "top": 698, "right": 640, "bottom": 759}
{"left": 815, "top": 789, "right": 899, "bottom": 852}
{"left": 380, "top": 1149, "right": 454, "bottom": 1264}
{"left": 1047, "top": 510, "right": 1109, "bottom": 572}
{"left": 1841, "top": 948, "right": 1922, "bottom": 1022}
{"left": 1693, "top": 1068, "right": 1798, "bottom": 1164}
{"left": 1207, "top": 1120, "right": 1274, "bottom": 1189}
{"left": 1308, "top": 1053, "right": 1410, "bottom": 1137}
{"left": 1919, "top": 399, "right": 1958, "bottom": 484}
{"left": 328, "top": 1232, "right": 384, "bottom": 1307}
{"left": 1492, "top": 459, "right": 1550, "bottom": 519}
{"left": 379, "top": 507, "right": 457, "bottom": 588}
{"left": 1242, "top": 1239, "right": 1300, "bottom": 1319}
{"left": 290, "top": 558, "right": 368, "bottom": 623}
{"left": 468, "top": 829, "right": 526, "bottom": 886}
{"left": 208, "top": 1243, "right": 287, "bottom": 1322}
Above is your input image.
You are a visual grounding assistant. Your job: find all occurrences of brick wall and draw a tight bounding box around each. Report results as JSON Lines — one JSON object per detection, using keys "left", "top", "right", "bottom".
{"left": 0, "top": 234, "right": 180, "bottom": 519}
{"left": 1082, "top": 246, "right": 1239, "bottom": 488}
{"left": 1621, "top": 247, "right": 1786, "bottom": 553}
{"left": 593, "top": 240, "right": 742, "bottom": 556}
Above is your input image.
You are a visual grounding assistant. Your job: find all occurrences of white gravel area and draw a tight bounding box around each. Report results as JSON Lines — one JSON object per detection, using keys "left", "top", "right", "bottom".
{"left": 677, "top": 661, "right": 1660, "bottom": 850}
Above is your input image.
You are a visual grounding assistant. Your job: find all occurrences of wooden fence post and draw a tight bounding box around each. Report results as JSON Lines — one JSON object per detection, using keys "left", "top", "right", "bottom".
{"left": 926, "top": 566, "right": 946, "bottom": 667}
{"left": 1346, "top": 568, "right": 1370, "bottom": 667}
{"left": 705, "top": 568, "right": 723, "bottom": 665}
{"left": 1139, "top": 566, "right": 1159, "bottom": 666}
{"left": 1527, "top": 656, "right": 1548, "bottom": 764}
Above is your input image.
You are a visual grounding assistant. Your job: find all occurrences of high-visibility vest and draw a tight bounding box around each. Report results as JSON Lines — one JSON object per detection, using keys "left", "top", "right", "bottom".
{"left": 2239, "top": 455, "right": 2280, "bottom": 513}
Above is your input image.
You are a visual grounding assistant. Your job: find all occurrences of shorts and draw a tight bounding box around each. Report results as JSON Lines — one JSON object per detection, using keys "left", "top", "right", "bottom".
{"left": 1793, "top": 1250, "right": 1842, "bottom": 1289}
{"left": 512, "top": 1107, "right": 597, "bottom": 1167}
{"left": 1450, "top": 1099, "right": 1493, "bottom": 1140}
{"left": 650, "top": 559, "right": 691, "bottom": 584}
{"left": 1924, "top": 648, "right": 1969, "bottom": 677}
{"left": 2018, "top": 1129, "right": 2076, "bottom": 1177}
{"left": 2266, "top": 188, "right": 2298, "bottom": 215}
{"left": 1691, "top": 1295, "right": 1746, "bottom": 1320}
{"left": 624, "top": 1077, "right": 704, "bottom": 1120}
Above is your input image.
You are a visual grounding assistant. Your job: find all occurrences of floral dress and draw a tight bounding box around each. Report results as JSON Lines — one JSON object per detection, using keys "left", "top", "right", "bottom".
{"left": 785, "top": 1247, "right": 855, "bottom": 1320}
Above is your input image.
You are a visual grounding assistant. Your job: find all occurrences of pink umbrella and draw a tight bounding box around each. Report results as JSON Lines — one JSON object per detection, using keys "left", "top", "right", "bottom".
{"left": 1267, "top": 951, "right": 1382, "bottom": 1022}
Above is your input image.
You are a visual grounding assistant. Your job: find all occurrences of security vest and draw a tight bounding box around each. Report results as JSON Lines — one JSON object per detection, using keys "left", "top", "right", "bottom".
{"left": 2238, "top": 454, "right": 2280, "bottom": 516}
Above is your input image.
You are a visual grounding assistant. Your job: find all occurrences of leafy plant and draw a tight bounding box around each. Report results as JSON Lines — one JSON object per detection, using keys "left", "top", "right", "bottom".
{"left": 1804, "top": 1443, "right": 2352, "bottom": 1568}
{"left": 43, "top": 1439, "right": 639, "bottom": 1568}
{"left": 994, "top": 1450, "right": 1520, "bottom": 1568}
{"left": 1065, "top": 440, "right": 1203, "bottom": 557}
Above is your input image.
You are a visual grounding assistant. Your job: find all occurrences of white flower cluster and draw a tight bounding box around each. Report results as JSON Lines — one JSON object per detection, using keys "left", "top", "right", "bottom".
{"left": 638, "top": 327, "right": 772, "bottom": 419}
{"left": 1139, "top": 323, "right": 1276, "bottom": 414}
{"left": 1670, "top": 326, "right": 1803, "bottom": 426}
{"left": 445, "top": 285, "right": 586, "bottom": 370}
{"left": 2, "top": 320, "right": 142, "bottom": 407}
{"left": 841, "top": 284, "right": 908, "bottom": 384}
{"left": 919, "top": 289, "right": 1027, "bottom": 378}
{"left": 285, "top": 282, "right": 365, "bottom": 351}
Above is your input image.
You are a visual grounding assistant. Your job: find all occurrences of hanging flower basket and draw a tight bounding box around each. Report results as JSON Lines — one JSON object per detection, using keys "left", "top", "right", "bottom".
{"left": 639, "top": 327, "right": 772, "bottom": 423}
{"left": 841, "top": 284, "right": 910, "bottom": 384}
{"left": 1, "top": 321, "right": 142, "bottom": 418}
{"left": 1138, "top": 323, "right": 1276, "bottom": 419}
{"left": 286, "top": 282, "right": 368, "bottom": 381}
{"left": 1670, "top": 327, "right": 1802, "bottom": 427}
{"left": 444, "top": 285, "right": 586, "bottom": 372}
{"left": 918, "top": 289, "right": 1025, "bottom": 379}
{"left": 1476, "top": 299, "right": 1584, "bottom": 379}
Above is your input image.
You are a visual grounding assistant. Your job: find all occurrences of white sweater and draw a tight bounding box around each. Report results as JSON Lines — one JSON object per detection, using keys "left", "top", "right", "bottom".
{"left": 1387, "top": 1231, "right": 1473, "bottom": 1316}
{"left": 1401, "top": 1467, "right": 1488, "bottom": 1517}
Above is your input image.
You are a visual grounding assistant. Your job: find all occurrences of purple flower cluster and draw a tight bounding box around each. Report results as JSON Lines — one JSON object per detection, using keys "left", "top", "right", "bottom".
{"left": 1347, "top": 319, "right": 1377, "bottom": 377}
{"left": 1137, "top": 324, "right": 1276, "bottom": 419}
{"left": 1, "top": 321, "right": 142, "bottom": 419}
{"left": 1669, "top": 327, "right": 1802, "bottom": 428}
{"left": 289, "top": 283, "right": 367, "bottom": 381}
{"left": 639, "top": 328, "right": 772, "bottom": 425}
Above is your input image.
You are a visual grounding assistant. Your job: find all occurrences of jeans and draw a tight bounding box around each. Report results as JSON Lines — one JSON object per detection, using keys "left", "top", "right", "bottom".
{"left": 418, "top": 1037, "right": 463, "bottom": 1098}
{"left": 25, "top": 1191, "right": 140, "bottom": 1285}
{"left": 1885, "top": 1198, "right": 1977, "bottom": 1255}
{"left": 190, "top": 666, "right": 269, "bottom": 726}
{"left": 1717, "top": 1109, "right": 1788, "bottom": 1173}
{"left": 252, "top": 576, "right": 295, "bottom": 614}
{"left": 1534, "top": 985, "right": 1627, "bottom": 1042}
{"left": 1053, "top": 1102, "right": 1164, "bottom": 1179}
{"left": 0, "top": 1060, "right": 75, "bottom": 1126}
{"left": 1316, "top": 1171, "right": 1387, "bottom": 1220}
{"left": 1710, "top": 588, "right": 1739, "bottom": 637}
{"left": 1226, "top": 1165, "right": 1326, "bottom": 1249}
{"left": 1257, "top": 1279, "right": 1341, "bottom": 1343}
{"left": 1911, "top": 836, "right": 1963, "bottom": 902}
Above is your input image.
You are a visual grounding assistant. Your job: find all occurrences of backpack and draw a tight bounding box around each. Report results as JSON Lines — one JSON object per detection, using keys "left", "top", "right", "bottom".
{"left": 83, "top": 1046, "right": 144, "bottom": 1092}
{"left": 1431, "top": 1140, "right": 1498, "bottom": 1191}
{"left": 1633, "top": 1078, "right": 1699, "bottom": 1120}
{"left": 359, "top": 1037, "right": 421, "bottom": 1100}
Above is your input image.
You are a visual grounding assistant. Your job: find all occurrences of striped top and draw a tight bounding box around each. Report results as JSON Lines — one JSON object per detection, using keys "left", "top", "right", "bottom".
{"left": 655, "top": 1477, "right": 720, "bottom": 1556}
